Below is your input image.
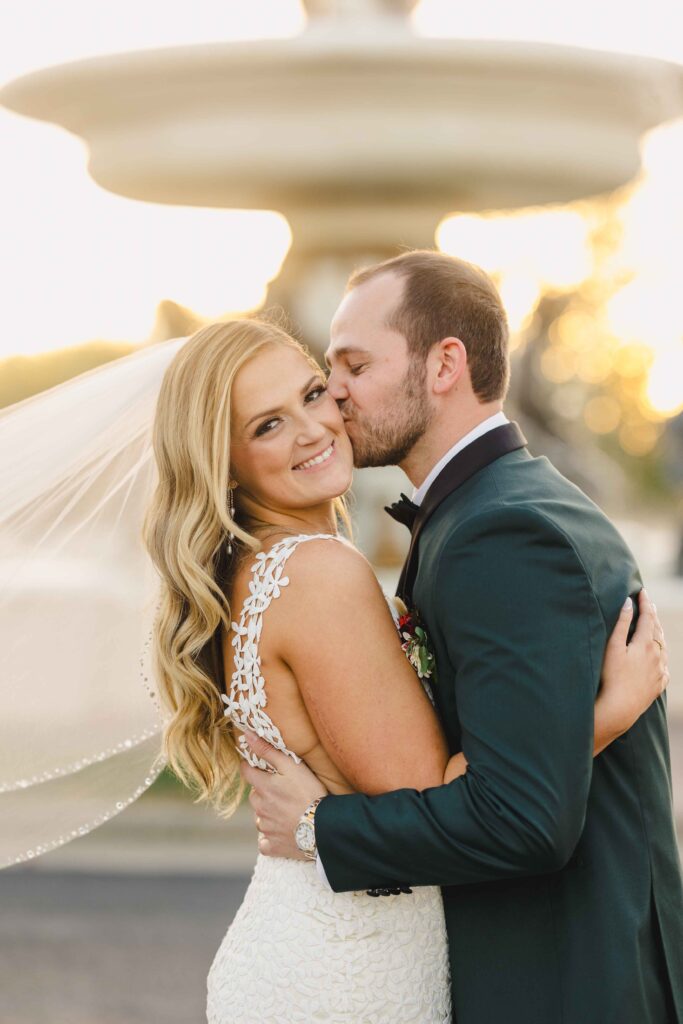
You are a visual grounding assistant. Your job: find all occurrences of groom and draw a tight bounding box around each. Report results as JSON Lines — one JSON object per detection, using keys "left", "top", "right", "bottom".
{"left": 241, "top": 250, "right": 683, "bottom": 1022}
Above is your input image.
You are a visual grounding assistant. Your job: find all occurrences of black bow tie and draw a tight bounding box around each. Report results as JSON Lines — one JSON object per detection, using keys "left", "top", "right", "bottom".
{"left": 385, "top": 492, "right": 419, "bottom": 531}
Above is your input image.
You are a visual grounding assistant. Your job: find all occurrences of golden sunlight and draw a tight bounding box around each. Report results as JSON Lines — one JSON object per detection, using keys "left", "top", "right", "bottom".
{"left": 437, "top": 117, "right": 683, "bottom": 448}
{"left": 437, "top": 208, "right": 593, "bottom": 334}
{"left": 0, "top": 0, "right": 303, "bottom": 358}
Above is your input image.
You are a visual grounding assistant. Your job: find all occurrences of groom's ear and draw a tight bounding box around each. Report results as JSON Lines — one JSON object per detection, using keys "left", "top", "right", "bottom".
{"left": 432, "top": 337, "right": 467, "bottom": 395}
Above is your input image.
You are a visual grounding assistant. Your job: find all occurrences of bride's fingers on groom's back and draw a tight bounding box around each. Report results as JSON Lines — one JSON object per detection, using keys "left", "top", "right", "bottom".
{"left": 608, "top": 595, "right": 635, "bottom": 650}
{"left": 633, "top": 590, "right": 666, "bottom": 652}
{"left": 641, "top": 591, "right": 670, "bottom": 691}
{"left": 642, "top": 591, "right": 666, "bottom": 649}
{"left": 630, "top": 590, "right": 669, "bottom": 692}
{"left": 621, "top": 588, "right": 651, "bottom": 648}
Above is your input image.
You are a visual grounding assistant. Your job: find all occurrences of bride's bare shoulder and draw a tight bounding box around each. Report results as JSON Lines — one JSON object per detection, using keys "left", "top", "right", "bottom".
{"left": 286, "top": 535, "right": 378, "bottom": 587}
{"left": 260, "top": 536, "right": 385, "bottom": 625}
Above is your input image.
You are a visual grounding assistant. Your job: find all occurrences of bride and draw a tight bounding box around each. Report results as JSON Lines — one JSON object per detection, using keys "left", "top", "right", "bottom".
{"left": 139, "top": 317, "right": 667, "bottom": 1023}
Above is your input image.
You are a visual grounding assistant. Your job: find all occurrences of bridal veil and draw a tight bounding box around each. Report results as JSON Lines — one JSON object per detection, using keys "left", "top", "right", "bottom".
{"left": 0, "top": 337, "right": 188, "bottom": 866}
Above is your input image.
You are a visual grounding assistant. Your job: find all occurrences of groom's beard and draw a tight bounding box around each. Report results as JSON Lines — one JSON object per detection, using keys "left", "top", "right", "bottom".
{"left": 343, "top": 361, "right": 433, "bottom": 468}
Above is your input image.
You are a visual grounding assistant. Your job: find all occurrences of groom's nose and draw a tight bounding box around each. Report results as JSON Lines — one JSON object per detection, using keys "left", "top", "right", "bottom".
{"left": 326, "top": 368, "right": 348, "bottom": 402}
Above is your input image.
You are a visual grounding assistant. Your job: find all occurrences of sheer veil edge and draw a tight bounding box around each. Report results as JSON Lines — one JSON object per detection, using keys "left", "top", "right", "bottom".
{"left": 0, "top": 336, "right": 189, "bottom": 867}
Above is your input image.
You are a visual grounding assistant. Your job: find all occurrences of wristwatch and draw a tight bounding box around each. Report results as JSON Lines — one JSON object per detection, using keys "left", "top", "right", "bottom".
{"left": 295, "top": 797, "right": 323, "bottom": 859}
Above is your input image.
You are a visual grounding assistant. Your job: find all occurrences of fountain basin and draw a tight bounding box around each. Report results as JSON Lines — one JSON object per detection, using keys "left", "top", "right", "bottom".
{"left": 2, "top": 32, "right": 682, "bottom": 221}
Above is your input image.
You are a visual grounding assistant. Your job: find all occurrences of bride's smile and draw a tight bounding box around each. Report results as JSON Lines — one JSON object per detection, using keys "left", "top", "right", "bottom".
{"left": 293, "top": 439, "right": 336, "bottom": 471}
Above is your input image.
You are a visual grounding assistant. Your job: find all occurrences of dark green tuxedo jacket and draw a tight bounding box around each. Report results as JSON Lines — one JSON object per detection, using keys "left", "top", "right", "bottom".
{"left": 316, "top": 432, "right": 683, "bottom": 1023}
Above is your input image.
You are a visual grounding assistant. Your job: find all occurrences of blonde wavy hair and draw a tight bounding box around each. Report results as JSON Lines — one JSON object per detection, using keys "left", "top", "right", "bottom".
{"left": 143, "top": 318, "right": 347, "bottom": 816}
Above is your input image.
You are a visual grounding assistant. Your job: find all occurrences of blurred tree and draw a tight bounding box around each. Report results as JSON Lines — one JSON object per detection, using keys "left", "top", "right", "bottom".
{"left": 488, "top": 188, "right": 682, "bottom": 571}
{"left": 0, "top": 340, "right": 135, "bottom": 409}
{"left": 0, "top": 299, "right": 204, "bottom": 409}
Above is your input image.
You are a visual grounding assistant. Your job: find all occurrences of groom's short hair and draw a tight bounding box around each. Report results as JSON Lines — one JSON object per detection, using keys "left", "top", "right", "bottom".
{"left": 347, "top": 250, "right": 510, "bottom": 402}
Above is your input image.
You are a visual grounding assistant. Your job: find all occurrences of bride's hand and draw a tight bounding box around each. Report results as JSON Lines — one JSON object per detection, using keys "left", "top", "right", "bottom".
{"left": 594, "top": 590, "right": 668, "bottom": 753}
{"left": 443, "top": 752, "right": 468, "bottom": 784}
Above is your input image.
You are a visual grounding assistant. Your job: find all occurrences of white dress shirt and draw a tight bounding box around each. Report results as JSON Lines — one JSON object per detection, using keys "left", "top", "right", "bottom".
{"left": 411, "top": 411, "right": 509, "bottom": 506}
{"left": 316, "top": 410, "right": 509, "bottom": 887}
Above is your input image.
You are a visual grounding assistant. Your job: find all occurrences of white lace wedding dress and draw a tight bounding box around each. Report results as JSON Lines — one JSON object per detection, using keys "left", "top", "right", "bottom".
{"left": 206, "top": 534, "right": 451, "bottom": 1024}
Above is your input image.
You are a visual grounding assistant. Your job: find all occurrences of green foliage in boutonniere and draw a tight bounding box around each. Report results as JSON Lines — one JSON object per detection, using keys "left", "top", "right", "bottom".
{"left": 392, "top": 597, "right": 436, "bottom": 681}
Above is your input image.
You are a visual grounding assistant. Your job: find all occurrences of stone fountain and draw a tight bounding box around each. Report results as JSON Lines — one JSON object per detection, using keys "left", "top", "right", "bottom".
{"left": 1, "top": 0, "right": 682, "bottom": 341}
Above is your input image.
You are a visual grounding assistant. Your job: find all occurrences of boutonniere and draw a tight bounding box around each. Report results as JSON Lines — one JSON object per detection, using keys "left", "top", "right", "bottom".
{"left": 392, "top": 597, "right": 436, "bottom": 681}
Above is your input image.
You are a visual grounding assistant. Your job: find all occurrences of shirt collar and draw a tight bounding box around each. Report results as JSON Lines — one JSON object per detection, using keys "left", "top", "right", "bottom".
{"left": 412, "top": 411, "right": 509, "bottom": 507}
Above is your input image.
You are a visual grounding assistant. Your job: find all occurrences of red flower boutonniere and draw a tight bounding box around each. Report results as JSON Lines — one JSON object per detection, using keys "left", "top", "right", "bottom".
{"left": 392, "top": 598, "right": 435, "bottom": 681}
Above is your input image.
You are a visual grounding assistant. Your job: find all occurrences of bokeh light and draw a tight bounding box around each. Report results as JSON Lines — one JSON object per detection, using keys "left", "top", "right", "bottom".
{"left": 437, "top": 115, "right": 683, "bottom": 455}
{"left": 437, "top": 208, "right": 593, "bottom": 333}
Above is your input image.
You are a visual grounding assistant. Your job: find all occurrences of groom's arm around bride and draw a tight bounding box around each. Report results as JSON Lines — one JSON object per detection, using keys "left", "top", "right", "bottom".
{"left": 320, "top": 503, "right": 641, "bottom": 888}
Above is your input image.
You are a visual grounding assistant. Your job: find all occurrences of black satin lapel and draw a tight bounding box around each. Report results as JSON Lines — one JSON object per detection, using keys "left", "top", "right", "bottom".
{"left": 396, "top": 422, "right": 527, "bottom": 603}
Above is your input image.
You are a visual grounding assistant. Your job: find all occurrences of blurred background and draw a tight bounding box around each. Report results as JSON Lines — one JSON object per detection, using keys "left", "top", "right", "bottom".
{"left": 1, "top": 2, "right": 682, "bottom": 1021}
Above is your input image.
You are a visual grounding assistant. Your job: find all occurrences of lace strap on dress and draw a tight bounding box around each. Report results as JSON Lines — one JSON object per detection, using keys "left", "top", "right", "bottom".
{"left": 222, "top": 533, "right": 344, "bottom": 771}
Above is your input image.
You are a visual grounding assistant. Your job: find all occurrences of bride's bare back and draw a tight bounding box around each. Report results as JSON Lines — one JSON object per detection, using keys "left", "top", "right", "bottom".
{"left": 224, "top": 537, "right": 356, "bottom": 795}
{"left": 221, "top": 533, "right": 450, "bottom": 797}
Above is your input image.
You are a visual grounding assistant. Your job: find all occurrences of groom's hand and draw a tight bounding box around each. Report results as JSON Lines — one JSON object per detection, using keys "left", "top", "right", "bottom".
{"left": 239, "top": 730, "right": 328, "bottom": 860}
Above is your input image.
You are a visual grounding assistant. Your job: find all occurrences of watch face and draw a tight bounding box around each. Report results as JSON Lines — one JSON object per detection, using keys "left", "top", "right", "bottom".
{"left": 295, "top": 820, "right": 316, "bottom": 854}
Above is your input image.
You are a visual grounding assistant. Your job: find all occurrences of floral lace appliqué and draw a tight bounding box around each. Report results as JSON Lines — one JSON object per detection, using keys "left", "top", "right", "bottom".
{"left": 221, "top": 533, "right": 340, "bottom": 771}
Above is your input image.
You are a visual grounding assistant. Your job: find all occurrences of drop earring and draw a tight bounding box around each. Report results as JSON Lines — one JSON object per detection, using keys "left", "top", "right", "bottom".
{"left": 227, "top": 480, "right": 237, "bottom": 555}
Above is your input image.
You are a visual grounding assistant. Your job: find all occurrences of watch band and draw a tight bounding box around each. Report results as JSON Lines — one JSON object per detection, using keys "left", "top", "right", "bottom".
{"left": 302, "top": 796, "right": 323, "bottom": 823}
{"left": 295, "top": 796, "right": 323, "bottom": 859}
{"left": 366, "top": 884, "right": 413, "bottom": 897}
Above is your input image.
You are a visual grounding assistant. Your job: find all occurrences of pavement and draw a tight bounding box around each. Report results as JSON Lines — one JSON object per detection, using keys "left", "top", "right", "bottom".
{"left": 0, "top": 869, "right": 250, "bottom": 1024}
